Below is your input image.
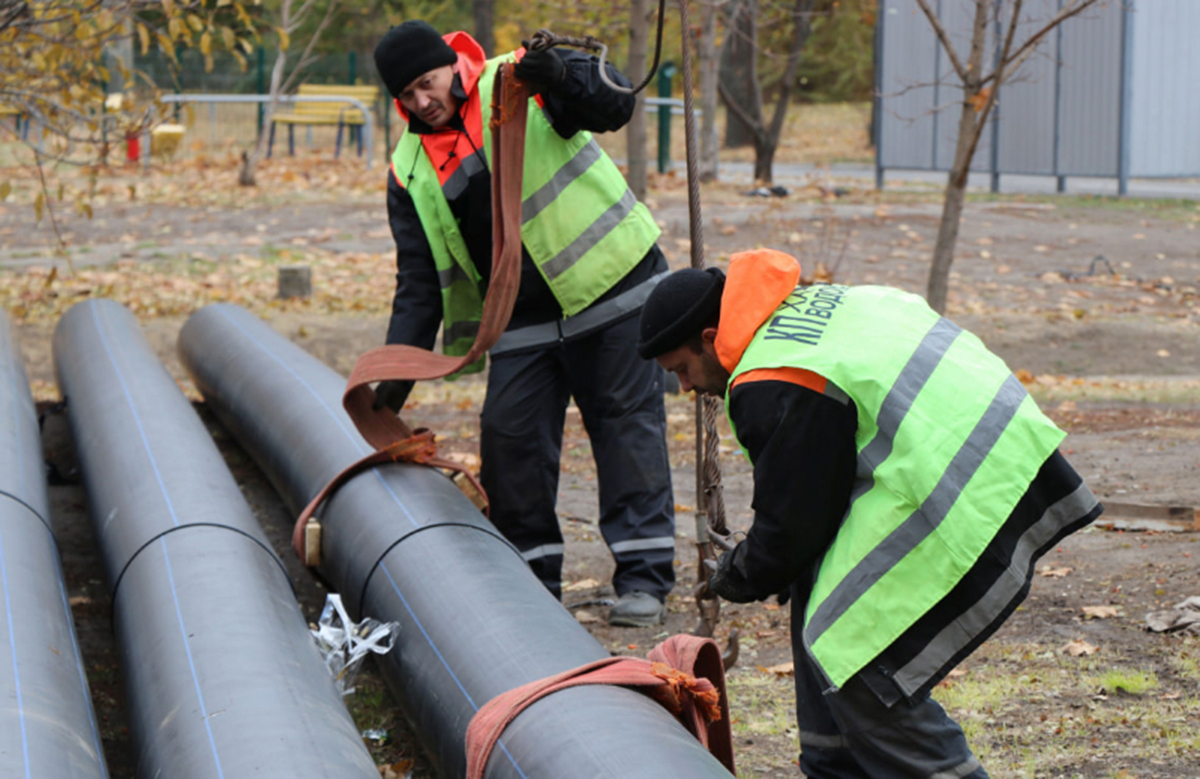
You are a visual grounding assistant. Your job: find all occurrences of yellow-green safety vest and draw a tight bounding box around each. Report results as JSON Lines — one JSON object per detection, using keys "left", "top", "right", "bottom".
{"left": 391, "top": 56, "right": 661, "bottom": 372}
{"left": 726, "top": 282, "right": 1065, "bottom": 689}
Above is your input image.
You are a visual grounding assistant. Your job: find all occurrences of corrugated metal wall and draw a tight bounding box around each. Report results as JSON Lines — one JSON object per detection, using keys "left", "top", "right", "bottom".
{"left": 1128, "top": 1, "right": 1200, "bottom": 176}
{"left": 877, "top": 0, "right": 1200, "bottom": 182}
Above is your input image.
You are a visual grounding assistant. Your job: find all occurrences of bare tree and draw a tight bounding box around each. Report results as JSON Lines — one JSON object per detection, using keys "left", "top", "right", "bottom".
{"left": 717, "top": 0, "right": 814, "bottom": 182}
{"left": 239, "top": 0, "right": 341, "bottom": 186}
{"left": 626, "top": 0, "right": 649, "bottom": 198}
{"left": 917, "top": 0, "right": 1102, "bottom": 313}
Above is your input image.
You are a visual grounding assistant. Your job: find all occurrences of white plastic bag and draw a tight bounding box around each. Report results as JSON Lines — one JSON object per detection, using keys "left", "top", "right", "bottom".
{"left": 310, "top": 593, "right": 400, "bottom": 695}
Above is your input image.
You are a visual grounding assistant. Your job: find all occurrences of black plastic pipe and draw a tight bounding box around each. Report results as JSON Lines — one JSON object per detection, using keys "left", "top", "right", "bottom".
{"left": 178, "top": 303, "right": 734, "bottom": 779}
{"left": 0, "top": 313, "right": 109, "bottom": 779}
{"left": 53, "top": 299, "right": 380, "bottom": 779}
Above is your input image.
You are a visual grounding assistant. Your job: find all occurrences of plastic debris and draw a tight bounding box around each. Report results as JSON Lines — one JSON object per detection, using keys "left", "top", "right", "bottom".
{"left": 311, "top": 593, "right": 400, "bottom": 695}
{"left": 1146, "top": 596, "right": 1200, "bottom": 634}
{"left": 361, "top": 728, "right": 389, "bottom": 745}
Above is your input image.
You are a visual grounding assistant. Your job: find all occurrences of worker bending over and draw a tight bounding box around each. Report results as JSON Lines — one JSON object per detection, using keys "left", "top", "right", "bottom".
{"left": 638, "top": 249, "right": 1101, "bottom": 777}
{"left": 372, "top": 22, "right": 674, "bottom": 626}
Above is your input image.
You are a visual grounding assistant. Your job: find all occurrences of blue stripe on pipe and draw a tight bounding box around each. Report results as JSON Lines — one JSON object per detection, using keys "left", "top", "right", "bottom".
{"left": 161, "top": 539, "right": 226, "bottom": 779}
{"left": 215, "top": 307, "right": 424, "bottom": 531}
{"left": 379, "top": 562, "right": 530, "bottom": 779}
{"left": 90, "top": 303, "right": 226, "bottom": 777}
{"left": 218, "top": 307, "right": 531, "bottom": 777}
{"left": 1, "top": 525, "right": 32, "bottom": 779}
{"left": 3, "top": 321, "right": 32, "bottom": 779}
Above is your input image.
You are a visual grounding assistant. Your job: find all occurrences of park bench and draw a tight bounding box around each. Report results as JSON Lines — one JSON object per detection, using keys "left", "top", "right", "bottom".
{"left": 267, "top": 83, "right": 379, "bottom": 159}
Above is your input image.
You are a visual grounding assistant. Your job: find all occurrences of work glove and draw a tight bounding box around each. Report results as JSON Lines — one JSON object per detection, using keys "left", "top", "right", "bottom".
{"left": 705, "top": 550, "right": 758, "bottom": 604}
{"left": 372, "top": 379, "right": 413, "bottom": 413}
{"left": 514, "top": 45, "right": 568, "bottom": 94}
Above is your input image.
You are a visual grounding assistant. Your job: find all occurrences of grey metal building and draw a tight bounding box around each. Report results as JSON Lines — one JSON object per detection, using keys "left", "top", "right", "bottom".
{"left": 874, "top": 0, "right": 1200, "bottom": 194}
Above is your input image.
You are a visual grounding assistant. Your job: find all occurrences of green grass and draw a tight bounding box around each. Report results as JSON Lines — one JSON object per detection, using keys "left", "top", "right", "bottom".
{"left": 1095, "top": 668, "right": 1159, "bottom": 696}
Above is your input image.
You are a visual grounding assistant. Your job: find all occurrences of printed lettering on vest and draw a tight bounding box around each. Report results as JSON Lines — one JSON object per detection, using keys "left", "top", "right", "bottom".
{"left": 764, "top": 284, "right": 849, "bottom": 346}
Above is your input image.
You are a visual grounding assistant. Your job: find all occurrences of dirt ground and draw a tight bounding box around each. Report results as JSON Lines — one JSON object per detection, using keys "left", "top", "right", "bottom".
{"left": 5, "top": 171, "right": 1200, "bottom": 778}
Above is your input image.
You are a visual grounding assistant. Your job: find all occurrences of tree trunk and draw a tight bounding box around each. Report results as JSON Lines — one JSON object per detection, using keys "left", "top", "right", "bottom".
{"left": 473, "top": 0, "right": 494, "bottom": 57}
{"left": 751, "top": 0, "right": 813, "bottom": 184}
{"left": 718, "top": 0, "right": 761, "bottom": 149}
{"left": 626, "top": 0, "right": 649, "bottom": 198}
{"left": 698, "top": 0, "right": 719, "bottom": 181}
{"left": 240, "top": 48, "right": 288, "bottom": 187}
{"left": 925, "top": 0, "right": 991, "bottom": 313}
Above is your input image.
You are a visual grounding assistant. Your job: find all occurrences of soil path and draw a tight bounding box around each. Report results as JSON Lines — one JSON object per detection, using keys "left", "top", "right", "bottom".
{"left": 6, "top": 189, "right": 1200, "bottom": 777}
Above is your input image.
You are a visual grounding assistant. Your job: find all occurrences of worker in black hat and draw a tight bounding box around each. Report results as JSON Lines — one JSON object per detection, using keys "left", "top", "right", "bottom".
{"left": 372, "top": 21, "right": 675, "bottom": 627}
{"left": 638, "top": 248, "right": 1101, "bottom": 778}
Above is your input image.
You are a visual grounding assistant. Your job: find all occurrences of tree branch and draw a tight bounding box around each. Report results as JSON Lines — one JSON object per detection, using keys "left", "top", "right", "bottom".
{"left": 764, "top": 0, "right": 812, "bottom": 150}
{"left": 913, "top": 0, "right": 968, "bottom": 83}
{"left": 982, "top": 0, "right": 1102, "bottom": 88}
{"left": 279, "top": 0, "right": 339, "bottom": 94}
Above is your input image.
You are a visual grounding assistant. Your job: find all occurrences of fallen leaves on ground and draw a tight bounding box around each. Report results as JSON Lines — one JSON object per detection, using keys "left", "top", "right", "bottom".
{"left": 377, "top": 760, "right": 414, "bottom": 779}
{"left": 1040, "top": 565, "right": 1073, "bottom": 578}
{"left": 759, "top": 661, "right": 794, "bottom": 676}
{"left": 1081, "top": 605, "right": 1120, "bottom": 620}
{"left": 563, "top": 578, "right": 601, "bottom": 592}
{"left": 0, "top": 249, "right": 395, "bottom": 324}
{"left": 1061, "top": 639, "right": 1099, "bottom": 657}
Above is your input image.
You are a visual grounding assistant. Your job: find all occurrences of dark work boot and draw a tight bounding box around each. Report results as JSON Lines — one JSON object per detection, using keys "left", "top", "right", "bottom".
{"left": 608, "top": 591, "right": 665, "bottom": 627}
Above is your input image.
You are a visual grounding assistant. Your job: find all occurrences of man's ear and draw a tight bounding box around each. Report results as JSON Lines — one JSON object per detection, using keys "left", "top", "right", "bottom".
{"left": 700, "top": 326, "right": 719, "bottom": 350}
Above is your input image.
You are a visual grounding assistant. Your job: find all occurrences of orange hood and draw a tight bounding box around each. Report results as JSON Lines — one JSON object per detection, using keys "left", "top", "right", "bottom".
{"left": 714, "top": 249, "right": 803, "bottom": 373}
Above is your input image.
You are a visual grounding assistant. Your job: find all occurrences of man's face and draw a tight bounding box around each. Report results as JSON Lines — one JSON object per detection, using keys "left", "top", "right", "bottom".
{"left": 656, "top": 329, "right": 730, "bottom": 398}
{"left": 399, "top": 64, "right": 458, "bottom": 128}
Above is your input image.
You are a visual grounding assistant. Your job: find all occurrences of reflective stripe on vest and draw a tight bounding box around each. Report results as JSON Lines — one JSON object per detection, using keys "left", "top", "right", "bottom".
{"left": 391, "top": 56, "right": 660, "bottom": 365}
{"left": 726, "top": 283, "right": 1065, "bottom": 689}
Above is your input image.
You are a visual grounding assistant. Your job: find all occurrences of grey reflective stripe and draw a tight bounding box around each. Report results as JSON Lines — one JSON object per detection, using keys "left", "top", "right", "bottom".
{"left": 490, "top": 272, "right": 668, "bottom": 356}
{"left": 520, "top": 543, "right": 564, "bottom": 562}
{"left": 542, "top": 189, "right": 638, "bottom": 281}
{"left": 437, "top": 263, "right": 472, "bottom": 289}
{"left": 806, "top": 373, "right": 1029, "bottom": 643}
{"left": 856, "top": 318, "right": 962, "bottom": 480}
{"left": 609, "top": 536, "right": 675, "bottom": 555}
{"left": 798, "top": 731, "right": 847, "bottom": 750}
{"left": 441, "top": 149, "right": 488, "bottom": 202}
{"left": 521, "top": 140, "right": 603, "bottom": 223}
{"left": 444, "top": 320, "right": 480, "bottom": 345}
{"left": 892, "top": 481, "right": 1099, "bottom": 696}
{"left": 929, "top": 755, "right": 981, "bottom": 779}
{"left": 823, "top": 381, "right": 850, "bottom": 406}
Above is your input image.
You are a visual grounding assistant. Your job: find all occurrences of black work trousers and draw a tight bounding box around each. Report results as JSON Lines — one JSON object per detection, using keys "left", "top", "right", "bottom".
{"left": 479, "top": 312, "right": 675, "bottom": 601}
{"left": 789, "top": 579, "right": 990, "bottom": 779}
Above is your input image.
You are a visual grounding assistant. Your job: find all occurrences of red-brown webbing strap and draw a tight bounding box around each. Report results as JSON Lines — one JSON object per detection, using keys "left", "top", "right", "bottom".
{"left": 292, "top": 65, "right": 529, "bottom": 562}
{"left": 464, "top": 634, "right": 736, "bottom": 779}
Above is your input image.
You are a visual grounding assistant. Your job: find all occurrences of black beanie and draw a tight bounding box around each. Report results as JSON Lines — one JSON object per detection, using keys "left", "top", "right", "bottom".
{"left": 375, "top": 21, "right": 459, "bottom": 99}
{"left": 637, "top": 267, "right": 726, "bottom": 359}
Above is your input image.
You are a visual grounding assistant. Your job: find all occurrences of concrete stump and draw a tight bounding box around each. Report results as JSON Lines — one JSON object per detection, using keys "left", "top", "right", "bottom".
{"left": 278, "top": 265, "right": 312, "bottom": 299}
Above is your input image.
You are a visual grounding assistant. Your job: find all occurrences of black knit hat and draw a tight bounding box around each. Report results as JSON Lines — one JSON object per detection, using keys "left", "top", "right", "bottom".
{"left": 374, "top": 21, "right": 458, "bottom": 98}
{"left": 637, "top": 267, "right": 726, "bottom": 359}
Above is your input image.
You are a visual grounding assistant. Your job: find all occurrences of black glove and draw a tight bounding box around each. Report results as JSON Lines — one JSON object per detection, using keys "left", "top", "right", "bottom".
{"left": 706, "top": 551, "right": 759, "bottom": 604}
{"left": 372, "top": 379, "right": 413, "bottom": 413}
{"left": 514, "top": 45, "right": 567, "bottom": 93}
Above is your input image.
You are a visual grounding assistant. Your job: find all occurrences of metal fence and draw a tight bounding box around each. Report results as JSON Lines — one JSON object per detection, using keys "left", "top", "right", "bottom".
{"left": 874, "top": 0, "right": 1200, "bottom": 194}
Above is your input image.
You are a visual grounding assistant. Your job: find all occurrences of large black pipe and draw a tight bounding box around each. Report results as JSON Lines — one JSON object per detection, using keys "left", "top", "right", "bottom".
{"left": 53, "top": 299, "right": 380, "bottom": 778}
{"left": 178, "top": 303, "right": 733, "bottom": 779}
{"left": 0, "top": 313, "right": 109, "bottom": 778}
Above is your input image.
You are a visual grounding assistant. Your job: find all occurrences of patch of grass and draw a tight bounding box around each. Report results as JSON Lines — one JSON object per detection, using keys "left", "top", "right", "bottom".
{"left": 1025, "top": 376, "right": 1200, "bottom": 405}
{"left": 724, "top": 668, "right": 796, "bottom": 738}
{"left": 1095, "top": 668, "right": 1159, "bottom": 695}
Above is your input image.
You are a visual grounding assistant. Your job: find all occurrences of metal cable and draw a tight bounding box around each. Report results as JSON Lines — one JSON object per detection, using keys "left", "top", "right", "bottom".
{"left": 526, "top": 0, "right": 667, "bottom": 96}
